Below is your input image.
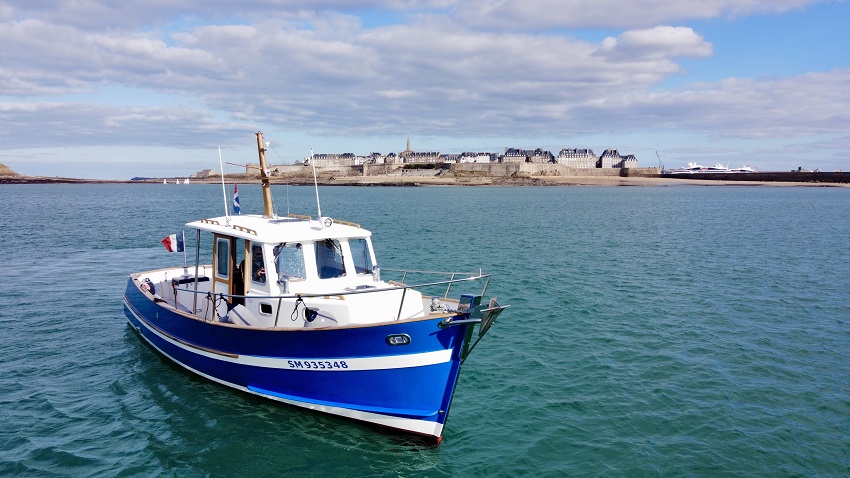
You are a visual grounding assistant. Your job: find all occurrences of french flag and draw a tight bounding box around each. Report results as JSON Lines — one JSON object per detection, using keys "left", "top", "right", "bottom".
{"left": 161, "top": 233, "right": 185, "bottom": 253}
{"left": 233, "top": 184, "right": 240, "bottom": 215}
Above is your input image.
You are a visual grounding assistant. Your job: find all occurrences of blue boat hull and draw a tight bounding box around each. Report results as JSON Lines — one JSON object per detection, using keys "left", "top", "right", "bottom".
{"left": 122, "top": 278, "right": 472, "bottom": 440}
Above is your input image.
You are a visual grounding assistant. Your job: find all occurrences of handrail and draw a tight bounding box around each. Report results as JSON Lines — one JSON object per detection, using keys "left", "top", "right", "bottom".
{"left": 381, "top": 267, "right": 484, "bottom": 277}
{"left": 396, "top": 288, "right": 408, "bottom": 321}
{"left": 232, "top": 225, "right": 258, "bottom": 235}
{"left": 172, "top": 271, "right": 491, "bottom": 302}
{"left": 165, "top": 267, "right": 494, "bottom": 326}
{"left": 445, "top": 273, "right": 456, "bottom": 298}
{"left": 333, "top": 219, "right": 361, "bottom": 229}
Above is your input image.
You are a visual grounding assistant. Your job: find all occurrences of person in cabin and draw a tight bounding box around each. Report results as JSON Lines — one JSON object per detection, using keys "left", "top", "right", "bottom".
{"left": 251, "top": 245, "right": 266, "bottom": 283}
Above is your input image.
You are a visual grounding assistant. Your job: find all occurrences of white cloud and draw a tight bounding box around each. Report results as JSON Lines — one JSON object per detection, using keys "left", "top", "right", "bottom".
{"left": 0, "top": 101, "right": 254, "bottom": 148}
{"left": 10, "top": 1, "right": 828, "bottom": 31}
{"left": 0, "top": 0, "right": 848, "bottom": 175}
{"left": 454, "top": 0, "right": 825, "bottom": 29}
{"left": 1, "top": 12, "right": 848, "bottom": 146}
{"left": 596, "top": 26, "right": 713, "bottom": 61}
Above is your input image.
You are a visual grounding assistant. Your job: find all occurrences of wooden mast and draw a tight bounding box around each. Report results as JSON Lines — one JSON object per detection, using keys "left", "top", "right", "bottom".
{"left": 256, "top": 132, "right": 274, "bottom": 218}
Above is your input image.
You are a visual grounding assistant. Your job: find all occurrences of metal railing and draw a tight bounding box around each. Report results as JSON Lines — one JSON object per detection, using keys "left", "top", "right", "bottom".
{"left": 381, "top": 267, "right": 490, "bottom": 299}
{"left": 169, "top": 268, "right": 492, "bottom": 325}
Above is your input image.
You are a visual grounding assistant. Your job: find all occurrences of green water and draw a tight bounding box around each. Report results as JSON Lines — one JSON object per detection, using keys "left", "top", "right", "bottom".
{"left": 1, "top": 184, "right": 848, "bottom": 476}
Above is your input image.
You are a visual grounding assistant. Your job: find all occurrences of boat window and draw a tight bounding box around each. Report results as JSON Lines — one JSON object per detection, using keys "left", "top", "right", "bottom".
{"left": 274, "top": 243, "right": 305, "bottom": 281}
{"left": 215, "top": 238, "right": 229, "bottom": 279}
{"left": 316, "top": 239, "right": 345, "bottom": 279}
{"left": 349, "top": 238, "right": 373, "bottom": 274}
{"left": 250, "top": 244, "right": 267, "bottom": 284}
{"left": 233, "top": 239, "right": 246, "bottom": 305}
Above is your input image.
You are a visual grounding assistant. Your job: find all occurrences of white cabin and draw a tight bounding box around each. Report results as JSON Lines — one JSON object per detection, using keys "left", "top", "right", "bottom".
{"left": 148, "top": 214, "right": 428, "bottom": 329}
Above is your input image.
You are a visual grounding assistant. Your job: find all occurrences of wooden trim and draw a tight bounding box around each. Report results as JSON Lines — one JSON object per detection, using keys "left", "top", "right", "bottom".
{"left": 334, "top": 219, "right": 361, "bottom": 229}
{"left": 232, "top": 225, "right": 257, "bottom": 235}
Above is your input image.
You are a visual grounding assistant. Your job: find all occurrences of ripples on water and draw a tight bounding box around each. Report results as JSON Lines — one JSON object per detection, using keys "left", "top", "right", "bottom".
{"left": 0, "top": 184, "right": 848, "bottom": 476}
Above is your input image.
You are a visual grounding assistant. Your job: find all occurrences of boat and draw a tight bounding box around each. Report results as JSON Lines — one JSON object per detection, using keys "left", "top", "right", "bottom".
{"left": 729, "top": 165, "right": 756, "bottom": 173}
{"left": 122, "top": 132, "right": 508, "bottom": 442}
{"left": 666, "top": 162, "right": 756, "bottom": 174}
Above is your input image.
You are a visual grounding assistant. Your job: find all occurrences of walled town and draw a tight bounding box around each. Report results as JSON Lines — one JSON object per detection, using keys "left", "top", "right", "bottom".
{"left": 303, "top": 135, "right": 638, "bottom": 169}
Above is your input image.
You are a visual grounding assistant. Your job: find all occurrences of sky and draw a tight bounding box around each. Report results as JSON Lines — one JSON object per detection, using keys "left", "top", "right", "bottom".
{"left": 1, "top": 0, "right": 849, "bottom": 179}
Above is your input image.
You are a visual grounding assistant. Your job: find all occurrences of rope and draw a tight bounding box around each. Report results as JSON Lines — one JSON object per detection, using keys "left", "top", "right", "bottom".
{"left": 291, "top": 297, "right": 304, "bottom": 322}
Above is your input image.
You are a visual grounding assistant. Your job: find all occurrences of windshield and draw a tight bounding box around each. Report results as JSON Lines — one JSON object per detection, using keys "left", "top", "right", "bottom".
{"left": 274, "top": 243, "right": 306, "bottom": 281}
{"left": 349, "top": 238, "right": 373, "bottom": 274}
{"left": 316, "top": 239, "right": 345, "bottom": 279}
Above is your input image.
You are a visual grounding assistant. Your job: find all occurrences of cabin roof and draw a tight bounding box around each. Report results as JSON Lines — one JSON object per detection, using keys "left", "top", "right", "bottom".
{"left": 186, "top": 214, "right": 371, "bottom": 243}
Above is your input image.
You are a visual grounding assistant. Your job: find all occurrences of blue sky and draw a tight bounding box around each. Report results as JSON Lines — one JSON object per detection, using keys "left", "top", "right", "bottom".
{"left": 1, "top": 0, "right": 849, "bottom": 179}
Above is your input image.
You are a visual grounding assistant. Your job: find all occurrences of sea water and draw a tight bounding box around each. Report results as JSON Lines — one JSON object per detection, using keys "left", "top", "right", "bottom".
{"left": 0, "top": 183, "right": 848, "bottom": 476}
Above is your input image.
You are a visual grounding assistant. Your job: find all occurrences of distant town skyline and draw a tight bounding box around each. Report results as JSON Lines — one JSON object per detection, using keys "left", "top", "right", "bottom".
{"left": 304, "top": 145, "right": 640, "bottom": 169}
{"left": 1, "top": 1, "right": 849, "bottom": 179}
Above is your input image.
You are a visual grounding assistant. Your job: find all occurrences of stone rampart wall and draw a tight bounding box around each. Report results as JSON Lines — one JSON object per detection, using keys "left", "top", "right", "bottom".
{"left": 450, "top": 163, "right": 659, "bottom": 177}
{"left": 251, "top": 162, "right": 662, "bottom": 178}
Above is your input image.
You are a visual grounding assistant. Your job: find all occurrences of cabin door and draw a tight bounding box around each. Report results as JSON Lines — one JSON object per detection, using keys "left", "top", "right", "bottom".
{"left": 212, "top": 234, "right": 236, "bottom": 305}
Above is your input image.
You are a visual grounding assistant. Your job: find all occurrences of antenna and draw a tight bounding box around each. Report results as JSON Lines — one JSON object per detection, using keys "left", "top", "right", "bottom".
{"left": 286, "top": 180, "right": 291, "bottom": 216}
{"left": 218, "top": 146, "right": 230, "bottom": 226}
{"left": 311, "top": 148, "right": 322, "bottom": 219}
{"left": 266, "top": 141, "right": 292, "bottom": 216}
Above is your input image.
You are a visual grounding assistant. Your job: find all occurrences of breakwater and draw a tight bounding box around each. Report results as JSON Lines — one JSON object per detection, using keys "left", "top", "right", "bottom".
{"left": 661, "top": 171, "right": 850, "bottom": 183}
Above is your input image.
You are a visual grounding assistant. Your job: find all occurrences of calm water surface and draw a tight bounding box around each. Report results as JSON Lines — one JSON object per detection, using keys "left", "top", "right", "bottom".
{"left": 0, "top": 184, "right": 848, "bottom": 476}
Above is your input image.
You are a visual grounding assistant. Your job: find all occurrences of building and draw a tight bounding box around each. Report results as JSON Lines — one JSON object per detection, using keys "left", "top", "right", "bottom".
{"left": 557, "top": 148, "right": 596, "bottom": 168}
{"left": 599, "top": 149, "right": 620, "bottom": 168}
{"left": 306, "top": 153, "right": 356, "bottom": 167}
{"left": 401, "top": 151, "right": 442, "bottom": 163}
{"left": 459, "top": 152, "right": 495, "bottom": 163}
{"left": 366, "top": 152, "right": 385, "bottom": 164}
{"left": 529, "top": 148, "right": 555, "bottom": 164}
{"left": 502, "top": 148, "right": 553, "bottom": 163}
{"left": 501, "top": 148, "right": 531, "bottom": 163}
{"left": 398, "top": 134, "right": 441, "bottom": 163}
{"left": 598, "top": 149, "right": 639, "bottom": 168}
{"left": 619, "top": 154, "right": 639, "bottom": 168}
{"left": 193, "top": 169, "right": 217, "bottom": 178}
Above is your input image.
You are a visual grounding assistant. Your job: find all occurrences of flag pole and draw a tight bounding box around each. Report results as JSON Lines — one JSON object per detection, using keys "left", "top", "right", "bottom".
{"left": 182, "top": 230, "right": 188, "bottom": 271}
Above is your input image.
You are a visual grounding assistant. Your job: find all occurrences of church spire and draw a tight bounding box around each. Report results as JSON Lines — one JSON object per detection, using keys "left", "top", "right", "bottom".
{"left": 406, "top": 133, "right": 411, "bottom": 153}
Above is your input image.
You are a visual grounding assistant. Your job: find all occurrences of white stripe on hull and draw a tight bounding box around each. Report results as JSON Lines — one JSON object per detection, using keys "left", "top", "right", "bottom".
{"left": 124, "top": 297, "right": 452, "bottom": 370}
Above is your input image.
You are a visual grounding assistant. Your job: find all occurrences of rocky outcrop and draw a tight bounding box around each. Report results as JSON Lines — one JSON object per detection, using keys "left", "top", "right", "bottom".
{"left": 0, "top": 163, "right": 19, "bottom": 177}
